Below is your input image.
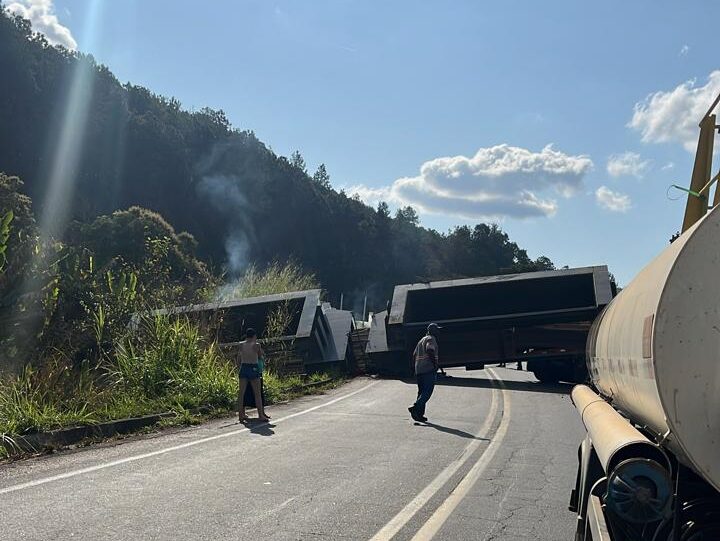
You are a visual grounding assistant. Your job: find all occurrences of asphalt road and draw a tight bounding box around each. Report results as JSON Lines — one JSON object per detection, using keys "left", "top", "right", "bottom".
{"left": 0, "top": 367, "right": 584, "bottom": 541}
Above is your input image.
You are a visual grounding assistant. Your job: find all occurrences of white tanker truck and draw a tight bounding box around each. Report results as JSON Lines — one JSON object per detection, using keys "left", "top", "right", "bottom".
{"left": 570, "top": 97, "right": 720, "bottom": 540}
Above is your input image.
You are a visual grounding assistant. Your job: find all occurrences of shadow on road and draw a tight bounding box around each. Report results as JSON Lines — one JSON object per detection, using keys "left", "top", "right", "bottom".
{"left": 248, "top": 421, "right": 275, "bottom": 436}
{"left": 416, "top": 421, "right": 490, "bottom": 441}
{"left": 436, "top": 375, "right": 573, "bottom": 395}
{"left": 216, "top": 419, "right": 276, "bottom": 435}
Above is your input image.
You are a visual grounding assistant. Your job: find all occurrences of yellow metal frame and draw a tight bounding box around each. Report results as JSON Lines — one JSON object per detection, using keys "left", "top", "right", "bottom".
{"left": 682, "top": 94, "right": 720, "bottom": 232}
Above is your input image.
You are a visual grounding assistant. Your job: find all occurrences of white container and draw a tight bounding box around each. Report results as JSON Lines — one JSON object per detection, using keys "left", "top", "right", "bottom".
{"left": 588, "top": 204, "right": 720, "bottom": 492}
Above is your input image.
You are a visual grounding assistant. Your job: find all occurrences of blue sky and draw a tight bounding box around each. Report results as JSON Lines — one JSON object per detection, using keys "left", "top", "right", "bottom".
{"left": 7, "top": 0, "right": 720, "bottom": 285}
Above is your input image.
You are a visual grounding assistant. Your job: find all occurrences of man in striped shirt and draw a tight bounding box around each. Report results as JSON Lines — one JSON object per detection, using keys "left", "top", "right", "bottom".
{"left": 408, "top": 323, "right": 441, "bottom": 422}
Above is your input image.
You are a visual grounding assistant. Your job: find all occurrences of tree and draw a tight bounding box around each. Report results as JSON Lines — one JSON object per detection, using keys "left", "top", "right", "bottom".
{"left": 39, "top": 206, "right": 215, "bottom": 367}
{"left": 312, "top": 163, "right": 331, "bottom": 189}
{"left": 70, "top": 206, "right": 213, "bottom": 301}
{"left": 0, "top": 173, "right": 43, "bottom": 301}
{"left": 0, "top": 210, "right": 11, "bottom": 272}
{"left": 395, "top": 206, "right": 419, "bottom": 226}
{"left": 290, "top": 150, "right": 307, "bottom": 173}
{"left": 377, "top": 201, "right": 390, "bottom": 219}
{"left": 0, "top": 173, "right": 57, "bottom": 374}
{"left": 532, "top": 256, "right": 555, "bottom": 271}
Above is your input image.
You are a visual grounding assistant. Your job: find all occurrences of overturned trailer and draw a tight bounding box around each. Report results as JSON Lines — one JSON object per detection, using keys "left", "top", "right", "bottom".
{"left": 148, "top": 289, "right": 353, "bottom": 373}
{"left": 367, "top": 266, "right": 615, "bottom": 383}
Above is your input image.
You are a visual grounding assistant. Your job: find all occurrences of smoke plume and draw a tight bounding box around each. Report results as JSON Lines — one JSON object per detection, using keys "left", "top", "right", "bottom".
{"left": 195, "top": 174, "right": 254, "bottom": 277}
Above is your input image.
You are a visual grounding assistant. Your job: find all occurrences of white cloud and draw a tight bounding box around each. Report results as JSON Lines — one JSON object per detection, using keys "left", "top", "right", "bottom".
{"left": 661, "top": 162, "right": 675, "bottom": 171}
{"left": 596, "top": 186, "right": 631, "bottom": 212}
{"left": 607, "top": 152, "right": 650, "bottom": 178}
{"left": 5, "top": 0, "right": 77, "bottom": 49}
{"left": 679, "top": 44, "right": 690, "bottom": 56}
{"left": 345, "top": 185, "right": 391, "bottom": 207}
{"left": 350, "top": 144, "right": 593, "bottom": 220}
{"left": 628, "top": 71, "right": 720, "bottom": 151}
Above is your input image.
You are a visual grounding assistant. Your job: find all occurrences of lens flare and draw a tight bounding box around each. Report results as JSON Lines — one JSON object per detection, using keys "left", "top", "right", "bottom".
{"left": 38, "top": 0, "right": 103, "bottom": 238}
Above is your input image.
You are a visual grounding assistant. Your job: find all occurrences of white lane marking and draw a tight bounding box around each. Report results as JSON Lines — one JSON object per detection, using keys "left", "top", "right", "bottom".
{"left": 410, "top": 372, "right": 511, "bottom": 541}
{"left": 0, "top": 381, "right": 379, "bottom": 496}
{"left": 369, "top": 371, "right": 501, "bottom": 541}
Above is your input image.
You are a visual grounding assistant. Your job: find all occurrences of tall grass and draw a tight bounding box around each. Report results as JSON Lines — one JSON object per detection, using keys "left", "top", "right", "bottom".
{"left": 218, "top": 261, "right": 319, "bottom": 300}
{"left": 0, "top": 315, "right": 238, "bottom": 456}
{"left": 0, "top": 363, "right": 99, "bottom": 437}
{"left": 113, "top": 314, "right": 237, "bottom": 410}
{"left": 261, "top": 371, "right": 336, "bottom": 404}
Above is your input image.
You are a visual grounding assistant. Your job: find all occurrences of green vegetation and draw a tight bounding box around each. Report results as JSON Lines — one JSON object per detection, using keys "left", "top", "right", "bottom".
{"left": 0, "top": 210, "right": 11, "bottom": 272}
{"left": 218, "top": 261, "right": 319, "bottom": 301}
{"left": 0, "top": 174, "right": 215, "bottom": 374}
{"left": 0, "top": 175, "right": 331, "bottom": 456}
{"left": 114, "top": 315, "right": 236, "bottom": 410}
{"left": 0, "top": 312, "right": 336, "bottom": 459}
{"left": 262, "top": 371, "right": 340, "bottom": 405}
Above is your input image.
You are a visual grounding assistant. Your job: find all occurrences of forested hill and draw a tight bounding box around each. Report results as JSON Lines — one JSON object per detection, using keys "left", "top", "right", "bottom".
{"left": 0, "top": 8, "right": 553, "bottom": 306}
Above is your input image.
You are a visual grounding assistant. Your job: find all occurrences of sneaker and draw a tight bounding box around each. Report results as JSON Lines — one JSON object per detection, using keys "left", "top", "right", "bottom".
{"left": 408, "top": 406, "right": 422, "bottom": 422}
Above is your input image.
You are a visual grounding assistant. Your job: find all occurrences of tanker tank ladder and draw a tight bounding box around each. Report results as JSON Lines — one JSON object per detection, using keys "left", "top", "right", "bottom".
{"left": 671, "top": 92, "right": 720, "bottom": 234}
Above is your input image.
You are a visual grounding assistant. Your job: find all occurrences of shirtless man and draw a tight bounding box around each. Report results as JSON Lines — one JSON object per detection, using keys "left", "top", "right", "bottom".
{"left": 236, "top": 328, "right": 270, "bottom": 422}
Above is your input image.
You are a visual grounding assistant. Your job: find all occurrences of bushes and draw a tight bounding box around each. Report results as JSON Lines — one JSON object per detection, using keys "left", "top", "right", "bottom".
{"left": 39, "top": 207, "right": 216, "bottom": 366}
{"left": 0, "top": 173, "right": 216, "bottom": 374}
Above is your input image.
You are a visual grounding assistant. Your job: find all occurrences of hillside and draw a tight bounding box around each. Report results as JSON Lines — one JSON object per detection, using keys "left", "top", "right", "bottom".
{"left": 0, "top": 7, "right": 553, "bottom": 309}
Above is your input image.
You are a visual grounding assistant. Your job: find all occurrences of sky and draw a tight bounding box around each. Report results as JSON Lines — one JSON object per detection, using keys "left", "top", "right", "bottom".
{"left": 5, "top": 0, "right": 720, "bottom": 285}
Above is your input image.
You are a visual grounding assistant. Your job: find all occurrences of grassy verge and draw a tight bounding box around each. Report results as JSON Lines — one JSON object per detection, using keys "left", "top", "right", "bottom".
{"left": 263, "top": 371, "right": 343, "bottom": 404}
{"left": 0, "top": 315, "right": 342, "bottom": 460}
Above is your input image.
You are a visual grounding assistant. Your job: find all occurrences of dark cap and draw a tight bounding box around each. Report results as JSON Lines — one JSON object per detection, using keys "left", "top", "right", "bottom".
{"left": 427, "top": 323, "right": 442, "bottom": 334}
{"left": 245, "top": 328, "right": 257, "bottom": 338}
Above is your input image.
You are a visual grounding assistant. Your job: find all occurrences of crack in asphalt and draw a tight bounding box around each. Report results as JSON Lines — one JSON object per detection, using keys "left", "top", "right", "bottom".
{"left": 443, "top": 386, "right": 577, "bottom": 541}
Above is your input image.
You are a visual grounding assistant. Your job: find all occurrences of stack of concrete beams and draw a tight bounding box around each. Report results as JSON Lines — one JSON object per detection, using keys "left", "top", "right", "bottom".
{"left": 148, "top": 290, "right": 354, "bottom": 374}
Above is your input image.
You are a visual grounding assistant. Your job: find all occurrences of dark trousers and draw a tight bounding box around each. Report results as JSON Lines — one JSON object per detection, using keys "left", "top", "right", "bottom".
{"left": 243, "top": 377, "right": 266, "bottom": 408}
{"left": 413, "top": 371, "right": 436, "bottom": 416}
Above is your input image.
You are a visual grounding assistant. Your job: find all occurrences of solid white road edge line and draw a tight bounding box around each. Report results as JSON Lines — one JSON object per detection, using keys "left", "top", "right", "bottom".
{"left": 410, "top": 371, "right": 511, "bottom": 541}
{"left": 368, "top": 371, "right": 501, "bottom": 541}
{"left": 0, "top": 380, "right": 379, "bottom": 496}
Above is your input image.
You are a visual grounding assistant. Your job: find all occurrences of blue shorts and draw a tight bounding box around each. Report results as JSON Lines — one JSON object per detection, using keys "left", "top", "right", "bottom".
{"left": 239, "top": 364, "right": 261, "bottom": 380}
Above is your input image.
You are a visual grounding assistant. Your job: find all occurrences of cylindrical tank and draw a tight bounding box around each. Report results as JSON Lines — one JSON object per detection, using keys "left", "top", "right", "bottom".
{"left": 587, "top": 204, "right": 720, "bottom": 493}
